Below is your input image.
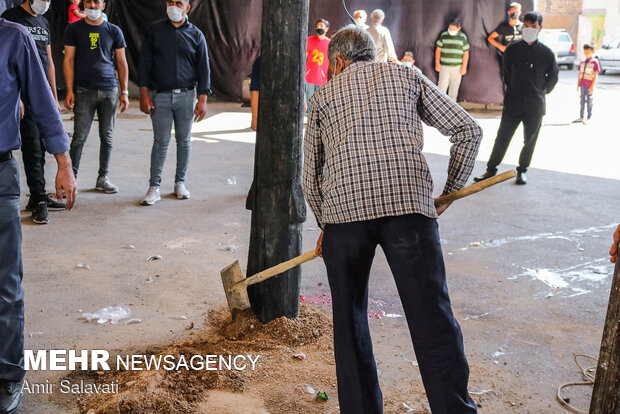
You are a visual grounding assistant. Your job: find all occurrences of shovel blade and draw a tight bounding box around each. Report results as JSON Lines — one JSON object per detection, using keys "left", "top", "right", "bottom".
{"left": 220, "top": 260, "right": 251, "bottom": 313}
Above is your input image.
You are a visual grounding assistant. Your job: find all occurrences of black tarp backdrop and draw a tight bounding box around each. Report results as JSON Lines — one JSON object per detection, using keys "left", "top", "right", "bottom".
{"left": 1, "top": 0, "right": 532, "bottom": 105}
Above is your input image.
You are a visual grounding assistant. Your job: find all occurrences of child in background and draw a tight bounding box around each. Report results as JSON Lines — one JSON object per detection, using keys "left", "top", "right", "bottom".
{"left": 574, "top": 44, "right": 599, "bottom": 124}
{"left": 435, "top": 17, "right": 470, "bottom": 102}
{"left": 401, "top": 51, "right": 415, "bottom": 68}
{"left": 68, "top": 0, "right": 85, "bottom": 23}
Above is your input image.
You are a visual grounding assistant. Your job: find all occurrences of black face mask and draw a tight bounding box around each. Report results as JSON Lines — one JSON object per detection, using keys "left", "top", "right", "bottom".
{"left": 316, "top": 28, "right": 326, "bottom": 35}
{"left": 509, "top": 12, "right": 518, "bottom": 20}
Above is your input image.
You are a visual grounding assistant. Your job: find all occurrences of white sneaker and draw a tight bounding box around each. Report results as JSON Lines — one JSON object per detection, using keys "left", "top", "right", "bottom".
{"left": 140, "top": 187, "right": 161, "bottom": 206}
{"left": 174, "top": 182, "right": 190, "bottom": 200}
{"left": 95, "top": 176, "right": 118, "bottom": 193}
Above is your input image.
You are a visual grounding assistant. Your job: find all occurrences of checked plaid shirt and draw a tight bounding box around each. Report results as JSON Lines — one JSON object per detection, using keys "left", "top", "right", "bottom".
{"left": 303, "top": 61, "right": 482, "bottom": 228}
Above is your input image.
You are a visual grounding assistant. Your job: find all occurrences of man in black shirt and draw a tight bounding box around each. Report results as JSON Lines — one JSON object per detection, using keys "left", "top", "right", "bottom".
{"left": 138, "top": 0, "right": 211, "bottom": 206}
{"left": 488, "top": 2, "right": 523, "bottom": 54}
{"left": 475, "top": 11, "right": 558, "bottom": 185}
{"left": 2, "top": 0, "right": 66, "bottom": 224}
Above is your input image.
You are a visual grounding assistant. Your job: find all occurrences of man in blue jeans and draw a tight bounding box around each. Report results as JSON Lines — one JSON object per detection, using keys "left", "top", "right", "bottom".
{"left": 0, "top": 18, "right": 76, "bottom": 413}
{"left": 63, "top": 0, "right": 129, "bottom": 193}
{"left": 138, "top": 0, "right": 211, "bottom": 205}
{"left": 303, "top": 27, "right": 481, "bottom": 414}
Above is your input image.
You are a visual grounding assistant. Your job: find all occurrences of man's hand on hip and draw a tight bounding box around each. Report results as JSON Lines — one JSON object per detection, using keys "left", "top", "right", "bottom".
{"left": 54, "top": 152, "right": 76, "bottom": 210}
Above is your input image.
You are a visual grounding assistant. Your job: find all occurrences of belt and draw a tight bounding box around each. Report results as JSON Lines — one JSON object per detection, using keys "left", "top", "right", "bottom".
{"left": 157, "top": 86, "right": 195, "bottom": 94}
{"left": 0, "top": 151, "right": 13, "bottom": 162}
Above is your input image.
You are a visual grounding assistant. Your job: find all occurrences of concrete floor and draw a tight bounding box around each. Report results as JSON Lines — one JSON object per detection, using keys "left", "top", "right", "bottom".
{"left": 16, "top": 68, "right": 620, "bottom": 413}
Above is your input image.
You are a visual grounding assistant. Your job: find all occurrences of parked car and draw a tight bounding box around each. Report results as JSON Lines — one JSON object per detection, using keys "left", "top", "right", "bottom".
{"left": 595, "top": 37, "right": 620, "bottom": 74}
{"left": 539, "top": 29, "right": 575, "bottom": 69}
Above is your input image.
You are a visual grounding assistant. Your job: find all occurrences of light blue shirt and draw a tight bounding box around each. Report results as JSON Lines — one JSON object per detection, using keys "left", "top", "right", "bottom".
{"left": 0, "top": 18, "right": 68, "bottom": 154}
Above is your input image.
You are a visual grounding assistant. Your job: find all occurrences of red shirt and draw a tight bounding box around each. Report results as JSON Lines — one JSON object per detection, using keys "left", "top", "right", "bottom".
{"left": 578, "top": 58, "right": 599, "bottom": 88}
{"left": 68, "top": 4, "right": 82, "bottom": 23}
{"left": 306, "top": 35, "right": 330, "bottom": 86}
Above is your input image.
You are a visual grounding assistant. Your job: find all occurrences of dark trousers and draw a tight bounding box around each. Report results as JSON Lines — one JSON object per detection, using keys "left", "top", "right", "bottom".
{"left": 322, "top": 214, "right": 477, "bottom": 414}
{"left": 70, "top": 87, "right": 117, "bottom": 178}
{"left": 580, "top": 86, "right": 593, "bottom": 119}
{"left": 0, "top": 158, "right": 25, "bottom": 381}
{"left": 20, "top": 109, "right": 47, "bottom": 203}
{"left": 486, "top": 113, "right": 543, "bottom": 174}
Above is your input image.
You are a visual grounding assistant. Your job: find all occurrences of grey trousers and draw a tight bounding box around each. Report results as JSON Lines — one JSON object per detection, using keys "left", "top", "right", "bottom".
{"left": 0, "top": 157, "right": 25, "bottom": 381}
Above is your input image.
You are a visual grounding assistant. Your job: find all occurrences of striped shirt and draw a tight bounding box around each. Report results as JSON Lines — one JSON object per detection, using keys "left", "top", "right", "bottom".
{"left": 436, "top": 31, "right": 470, "bottom": 66}
{"left": 303, "top": 62, "right": 482, "bottom": 228}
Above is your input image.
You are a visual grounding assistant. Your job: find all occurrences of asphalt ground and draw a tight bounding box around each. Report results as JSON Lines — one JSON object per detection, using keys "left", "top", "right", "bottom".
{"left": 15, "top": 68, "right": 620, "bottom": 413}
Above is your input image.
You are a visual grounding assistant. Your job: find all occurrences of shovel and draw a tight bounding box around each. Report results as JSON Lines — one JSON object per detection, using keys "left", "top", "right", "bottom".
{"left": 221, "top": 170, "right": 516, "bottom": 315}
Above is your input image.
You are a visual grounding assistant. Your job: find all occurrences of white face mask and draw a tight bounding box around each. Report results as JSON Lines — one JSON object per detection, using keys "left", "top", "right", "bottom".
{"left": 354, "top": 17, "right": 365, "bottom": 27}
{"left": 84, "top": 8, "right": 102, "bottom": 21}
{"left": 30, "top": 0, "right": 50, "bottom": 15}
{"left": 522, "top": 27, "right": 539, "bottom": 43}
{"left": 167, "top": 5, "right": 185, "bottom": 22}
{"left": 448, "top": 29, "right": 459, "bottom": 36}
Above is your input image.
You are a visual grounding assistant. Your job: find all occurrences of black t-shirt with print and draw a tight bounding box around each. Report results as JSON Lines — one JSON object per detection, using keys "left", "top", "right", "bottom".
{"left": 2, "top": 5, "right": 51, "bottom": 70}
{"left": 494, "top": 21, "right": 523, "bottom": 47}
{"left": 63, "top": 19, "right": 126, "bottom": 90}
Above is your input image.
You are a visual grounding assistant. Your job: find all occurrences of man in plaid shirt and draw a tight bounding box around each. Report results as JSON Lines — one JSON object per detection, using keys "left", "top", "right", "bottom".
{"left": 303, "top": 26, "right": 481, "bottom": 414}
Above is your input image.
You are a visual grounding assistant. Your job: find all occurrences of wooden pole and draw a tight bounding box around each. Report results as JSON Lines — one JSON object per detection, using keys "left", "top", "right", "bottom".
{"left": 246, "top": 0, "right": 309, "bottom": 323}
{"left": 589, "top": 248, "right": 620, "bottom": 413}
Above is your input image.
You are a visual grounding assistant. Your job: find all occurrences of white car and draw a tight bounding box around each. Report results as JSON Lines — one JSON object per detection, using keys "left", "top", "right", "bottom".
{"left": 539, "top": 29, "right": 576, "bottom": 69}
{"left": 596, "top": 37, "right": 620, "bottom": 74}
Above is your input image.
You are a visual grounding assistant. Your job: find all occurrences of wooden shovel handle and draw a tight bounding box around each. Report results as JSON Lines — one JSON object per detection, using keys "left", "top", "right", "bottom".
{"left": 229, "top": 250, "right": 318, "bottom": 292}
{"left": 434, "top": 170, "right": 517, "bottom": 207}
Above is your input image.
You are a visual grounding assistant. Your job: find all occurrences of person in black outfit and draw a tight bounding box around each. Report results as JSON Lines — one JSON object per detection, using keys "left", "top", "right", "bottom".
{"left": 1, "top": 0, "right": 67, "bottom": 224}
{"left": 474, "top": 11, "right": 558, "bottom": 185}
{"left": 487, "top": 2, "right": 523, "bottom": 54}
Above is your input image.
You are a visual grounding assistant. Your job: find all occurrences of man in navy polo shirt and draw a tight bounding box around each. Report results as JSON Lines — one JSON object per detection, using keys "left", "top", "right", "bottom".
{"left": 2, "top": 0, "right": 67, "bottom": 224}
{"left": 63, "top": 0, "right": 129, "bottom": 194}
{"left": 138, "top": 0, "right": 211, "bottom": 205}
{"left": 0, "top": 18, "right": 76, "bottom": 413}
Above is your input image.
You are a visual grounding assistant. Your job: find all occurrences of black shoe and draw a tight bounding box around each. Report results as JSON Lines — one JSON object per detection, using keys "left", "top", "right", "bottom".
{"left": 0, "top": 379, "right": 23, "bottom": 414}
{"left": 44, "top": 195, "right": 66, "bottom": 211}
{"left": 31, "top": 201, "right": 49, "bottom": 224}
{"left": 516, "top": 172, "right": 527, "bottom": 185}
{"left": 24, "top": 196, "right": 38, "bottom": 211}
{"left": 473, "top": 171, "right": 496, "bottom": 182}
{"left": 26, "top": 195, "right": 66, "bottom": 211}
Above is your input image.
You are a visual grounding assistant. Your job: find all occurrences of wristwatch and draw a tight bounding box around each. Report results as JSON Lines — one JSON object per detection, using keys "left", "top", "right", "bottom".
{"left": 121, "top": 90, "right": 129, "bottom": 96}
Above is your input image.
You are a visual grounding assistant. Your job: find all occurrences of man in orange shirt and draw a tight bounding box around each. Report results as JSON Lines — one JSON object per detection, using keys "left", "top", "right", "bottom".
{"left": 305, "top": 18, "right": 330, "bottom": 112}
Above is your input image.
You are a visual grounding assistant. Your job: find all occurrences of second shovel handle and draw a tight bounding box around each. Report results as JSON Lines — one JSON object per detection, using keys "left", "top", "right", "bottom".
{"left": 434, "top": 170, "right": 517, "bottom": 207}
{"left": 229, "top": 250, "right": 318, "bottom": 292}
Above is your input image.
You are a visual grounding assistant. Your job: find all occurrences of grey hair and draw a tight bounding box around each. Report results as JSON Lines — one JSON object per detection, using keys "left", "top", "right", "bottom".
{"left": 327, "top": 25, "right": 377, "bottom": 67}
{"left": 353, "top": 10, "right": 367, "bottom": 19}
{"left": 370, "top": 9, "right": 385, "bottom": 23}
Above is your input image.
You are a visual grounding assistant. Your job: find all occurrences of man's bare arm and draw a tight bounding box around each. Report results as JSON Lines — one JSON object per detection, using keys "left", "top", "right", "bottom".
{"left": 63, "top": 46, "right": 76, "bottom": 110}
{"left": 487, "top": 32, "right": 506, "bottom": 52}
{"left": 114, "top": 48, "right": 129, "bottom": 113}
{"left": 46, "top": 45, "right": 59, "bottom": 108}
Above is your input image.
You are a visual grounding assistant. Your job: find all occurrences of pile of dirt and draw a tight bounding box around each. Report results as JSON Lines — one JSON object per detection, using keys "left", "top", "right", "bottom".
{"left": 74, "top": 303, "right": 340, "bottom": 414}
